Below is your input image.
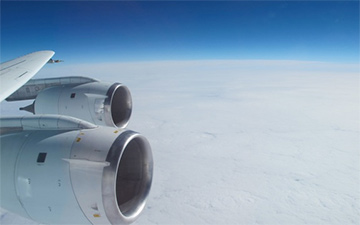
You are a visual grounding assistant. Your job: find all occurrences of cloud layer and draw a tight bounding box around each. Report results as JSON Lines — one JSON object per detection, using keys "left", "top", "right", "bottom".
{"left": 1, "top": 60, "right": 359, "bottom": 224}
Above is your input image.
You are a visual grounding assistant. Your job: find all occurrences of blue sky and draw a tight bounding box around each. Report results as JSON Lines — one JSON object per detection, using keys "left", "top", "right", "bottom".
{"left": 1, "top": 1, "right": 359, "bottom": 63}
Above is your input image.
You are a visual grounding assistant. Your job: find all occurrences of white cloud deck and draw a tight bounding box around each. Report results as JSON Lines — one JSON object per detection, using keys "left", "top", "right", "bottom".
{"left": 1, "top": 60, "right": 359, "bottom": 224}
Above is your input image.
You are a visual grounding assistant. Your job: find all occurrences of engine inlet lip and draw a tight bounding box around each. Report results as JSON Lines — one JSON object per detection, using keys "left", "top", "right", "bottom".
{"left": 104, "top": 83, "right": 132, "bottom": 129}
{"left": 102, "top": 130, "right": 153, "bottom": 224}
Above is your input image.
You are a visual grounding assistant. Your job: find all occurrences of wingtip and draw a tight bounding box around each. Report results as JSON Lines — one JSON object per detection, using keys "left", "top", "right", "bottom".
{"left": 40, "top": 50, "right": 55, "bottom": 56}
{"left": 26, "top": 50, "right": 55, "bottom": 59}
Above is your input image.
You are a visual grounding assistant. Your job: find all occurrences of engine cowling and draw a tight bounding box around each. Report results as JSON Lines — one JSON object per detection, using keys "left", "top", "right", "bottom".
{"left": 33, "top": 82, "right": 132, "bottom": 129}
{"left": 0, "top": 116, "right": 153, "bottom": 225}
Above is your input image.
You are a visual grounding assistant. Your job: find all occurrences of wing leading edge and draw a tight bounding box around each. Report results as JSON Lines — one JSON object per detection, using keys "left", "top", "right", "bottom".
{"left": 0, "top": 51, "right": 55, "bottom": 102}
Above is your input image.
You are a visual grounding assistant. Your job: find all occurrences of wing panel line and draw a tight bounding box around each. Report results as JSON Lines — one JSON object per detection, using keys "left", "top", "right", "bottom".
{"left": 0, "top": 60, "right": 27, "bottom": 72}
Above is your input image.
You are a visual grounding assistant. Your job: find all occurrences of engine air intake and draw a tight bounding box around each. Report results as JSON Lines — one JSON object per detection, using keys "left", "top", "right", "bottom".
{"left": 103, "top": 131, "right": 153, "bottom": 224}
{"left": 107, "top": 84, "right": 132, "bottom": 129}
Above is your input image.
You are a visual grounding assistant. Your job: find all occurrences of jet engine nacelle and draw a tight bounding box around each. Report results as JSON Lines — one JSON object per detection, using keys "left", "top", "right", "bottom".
{"left": 34, "top": 82, "right": 132, "bottom": 128}
{"left": 0, "top": 116, "right": 153, "bottom": 225}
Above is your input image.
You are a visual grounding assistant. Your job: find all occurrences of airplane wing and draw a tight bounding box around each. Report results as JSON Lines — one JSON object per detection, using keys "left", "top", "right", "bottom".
{"left": 0, "top": 50, "right": 55, "bottom": 102}
{"left": 0, "top": 51, "right": 153, "bottom": 225}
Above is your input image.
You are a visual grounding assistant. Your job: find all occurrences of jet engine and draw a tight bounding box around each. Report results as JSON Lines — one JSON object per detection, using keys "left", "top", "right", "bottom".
{"left": 7, "top": 77, "right": 132, "bottom": 129}
{"left": 34, "top": 82, "right": 132, "bottom": 128}
{"left": 0, "top": 115, "right": 153, "bottom": 225}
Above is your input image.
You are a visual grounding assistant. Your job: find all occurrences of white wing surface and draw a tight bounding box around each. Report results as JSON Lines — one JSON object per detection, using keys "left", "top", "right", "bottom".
{"left": 0, "top": 51, "right": 54, "bottom": 102}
